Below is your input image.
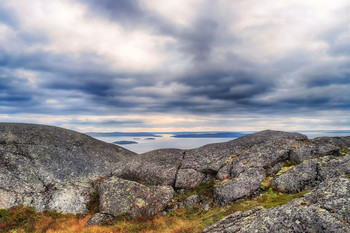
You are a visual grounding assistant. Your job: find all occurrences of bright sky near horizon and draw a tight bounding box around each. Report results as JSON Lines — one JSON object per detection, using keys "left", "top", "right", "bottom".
{"left": 0, "top": 0, "right": 349, "bottom": 132}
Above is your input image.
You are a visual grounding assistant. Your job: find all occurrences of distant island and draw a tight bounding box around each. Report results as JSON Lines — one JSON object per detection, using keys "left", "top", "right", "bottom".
{"left": 113, "top": 141, "right": 138, "bottom": 145}
{"left": 145, "top": 138, "right": 156, "bottom": 140}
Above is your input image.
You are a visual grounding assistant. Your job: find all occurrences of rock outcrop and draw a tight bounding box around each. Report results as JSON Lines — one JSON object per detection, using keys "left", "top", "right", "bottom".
{"left": 0, "top": 123, "right": 136, "bottom": 214}
{"left": 1, "top": 123, "right": 350, "bottom": 232}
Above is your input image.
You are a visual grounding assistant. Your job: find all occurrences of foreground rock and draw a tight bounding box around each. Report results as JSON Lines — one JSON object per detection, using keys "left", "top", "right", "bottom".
{"left": 0, "top": 123, "right": 136, "bottom": 213}
{"left": 2, "top": 123, "right": 350, "bottom": 231}
{"left": 204, "top": 177, "right": 350, "bottom": 233}
{"left": 98, "top": 177, "right": 173, "bottom": 219}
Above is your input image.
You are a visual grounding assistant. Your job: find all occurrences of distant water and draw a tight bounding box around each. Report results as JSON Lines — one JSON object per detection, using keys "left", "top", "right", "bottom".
{"left": 92, "top": 130, "right": 350, "bottom": 154}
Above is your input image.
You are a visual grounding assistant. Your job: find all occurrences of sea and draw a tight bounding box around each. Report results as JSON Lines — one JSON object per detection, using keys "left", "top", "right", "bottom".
{"left": 90, "top": 130, "right": 350, "bottom": 154}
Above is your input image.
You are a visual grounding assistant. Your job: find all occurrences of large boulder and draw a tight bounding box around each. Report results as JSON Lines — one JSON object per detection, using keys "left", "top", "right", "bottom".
{"left": 113, "top": 149, "right": 184, "bottom": 186}
{"left": 174, "top": 168, "right": 206, "bottom": 189}
{"left": 98, "top": 176, "right": 174, "bottom": 219}
{"left": 271, "top": 159, "right": 320, "bottom": 193}
{"left": 204, "top": 177, "right": 350, "bottom": 233}
{"left": 214, "top": 168, "right": 266, "bottom": 206}
{"left": 0, "top": 123, "right": 136, "bottom": 213}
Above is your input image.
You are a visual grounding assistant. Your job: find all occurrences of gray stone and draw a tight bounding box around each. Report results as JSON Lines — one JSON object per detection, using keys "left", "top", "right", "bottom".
{"left": 289, "top": 140, "right": 340, "bottom": 163}
{"left": 214, "top": 168, "right": 266, "bottom": 206}
{"left": 181, "top": 130, "right": 307, "bottom": 174}
{"left": 205, "top": 177, "right": 350, "bottom": 233}
{"left": 174, "top": 168, "right": 206, "bottom": 189}
{"left": 184, "top": 195, "right": 200, "bottom": 209}
{"left": 113, "top": 149, "right": 184, "bottom": 186}
{"left": 0, "top": 123, "right": 136, "bottom": 213}
{"left": 99, "top": 176, "right": 174, "bottom": 219}
{"left": 86, "top": 213, "right": 113, "bottom": 226}
{"left": 271, "top": 159, "right": 320, "bottom": 193}
{"left": 203, "top": 202, "right": 210, "bottom": 211}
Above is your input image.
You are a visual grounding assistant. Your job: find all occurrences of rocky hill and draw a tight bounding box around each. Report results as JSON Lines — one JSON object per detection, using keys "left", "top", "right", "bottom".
{"left": 1, "top": 123, "right": 350, "bottom": 232}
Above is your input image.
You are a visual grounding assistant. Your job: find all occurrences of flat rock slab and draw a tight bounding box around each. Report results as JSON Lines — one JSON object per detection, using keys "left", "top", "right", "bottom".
{"left": 99, "top": 176, "right": 174, "bottom": 219}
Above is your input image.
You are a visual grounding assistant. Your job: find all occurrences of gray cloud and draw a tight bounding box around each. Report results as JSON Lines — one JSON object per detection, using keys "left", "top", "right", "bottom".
{"left": 0, "top": 0, "right": 349, "bottom": 130}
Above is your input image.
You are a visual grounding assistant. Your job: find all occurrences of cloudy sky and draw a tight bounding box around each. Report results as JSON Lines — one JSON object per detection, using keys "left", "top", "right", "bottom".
{"left": 0, "top": 0, "right": 349, "bottom": 132}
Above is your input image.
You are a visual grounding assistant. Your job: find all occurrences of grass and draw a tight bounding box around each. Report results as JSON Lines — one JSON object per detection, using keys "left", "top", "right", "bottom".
{"left": 341, "top": 147, "right": 350, "bottom": 156}
{"left": 0, "top": 183, "right": 309, "bottom": 233}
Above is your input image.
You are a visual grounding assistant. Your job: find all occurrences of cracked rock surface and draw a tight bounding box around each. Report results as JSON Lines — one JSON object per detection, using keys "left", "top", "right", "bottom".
{"left": 204, "top": 177, "right": 350, "bottom": 233}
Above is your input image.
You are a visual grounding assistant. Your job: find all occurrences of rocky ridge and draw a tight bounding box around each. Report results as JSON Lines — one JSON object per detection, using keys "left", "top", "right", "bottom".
{"left": 1, "top": 123, "right": 350, "bottom": 232}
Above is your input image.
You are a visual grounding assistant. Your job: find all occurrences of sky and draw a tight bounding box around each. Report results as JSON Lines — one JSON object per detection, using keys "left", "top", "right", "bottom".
{"left": 0, "top": 0, "right": 349, "bottom": 133}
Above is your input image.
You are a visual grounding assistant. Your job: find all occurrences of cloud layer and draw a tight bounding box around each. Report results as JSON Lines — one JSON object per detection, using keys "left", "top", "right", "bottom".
{"left": 0, "top": 0, "right": 349, "bottom": 132}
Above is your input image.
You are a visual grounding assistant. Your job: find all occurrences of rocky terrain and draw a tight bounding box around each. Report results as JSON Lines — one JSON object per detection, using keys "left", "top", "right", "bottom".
{"left": 1, "top": 123, "right": 350, "bottom": 232}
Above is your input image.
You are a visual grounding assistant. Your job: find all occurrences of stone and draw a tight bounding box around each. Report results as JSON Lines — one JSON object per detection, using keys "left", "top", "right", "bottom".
{"left": 214, "top": 168, "right": 266, "bottom": 206}
{"left": 174, "top": 168, "right": 206, "bottom": 189}
{"left": 184, "top": 195, "right": 200, "bottom": 209}
{"left": 271, "top": 159, "right": 320, "bottom": 193}
{"left": 86, "top": 213, "right": 113, "bottom": 226}
{"left": 99, "top": 176, "right": 174, "bottom": 219}
{"left": 113, "top": 149, "right": 184, "bottom": 186}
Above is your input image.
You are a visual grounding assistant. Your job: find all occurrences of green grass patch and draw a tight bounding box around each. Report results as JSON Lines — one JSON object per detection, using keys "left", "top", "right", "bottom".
{"left": 260, "top": 177, "right": 274, "bottom": 190}
{"left": 172, "top": 179, "right": 216, "bottom": 205}
{"left": 341, "top": 147, "right": 350, "bottom": 156}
